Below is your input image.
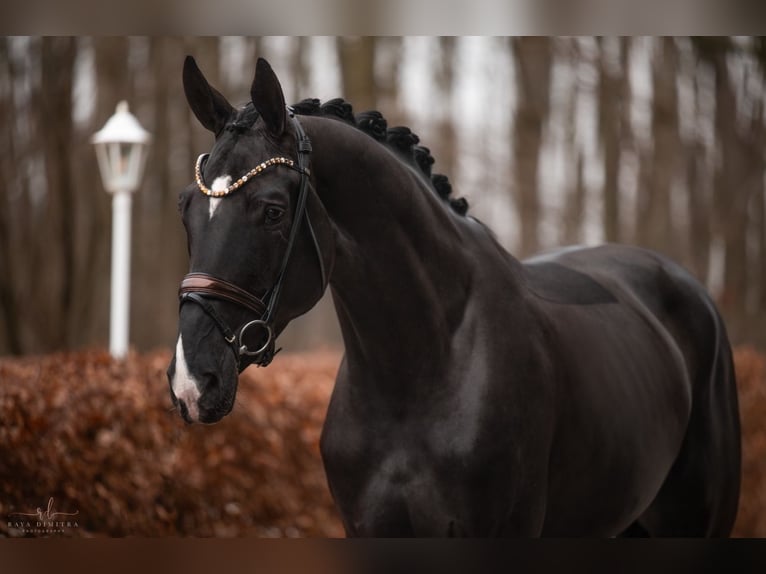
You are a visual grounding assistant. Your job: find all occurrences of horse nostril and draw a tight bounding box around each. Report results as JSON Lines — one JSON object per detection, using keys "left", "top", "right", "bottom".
{"left": 200, "top": 372, "right": 220, "bottom": 394}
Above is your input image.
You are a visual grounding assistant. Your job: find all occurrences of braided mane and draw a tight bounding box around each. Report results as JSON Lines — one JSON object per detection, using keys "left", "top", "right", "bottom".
{"left": 290, "top": 97, "right": 469, "bottom": 216}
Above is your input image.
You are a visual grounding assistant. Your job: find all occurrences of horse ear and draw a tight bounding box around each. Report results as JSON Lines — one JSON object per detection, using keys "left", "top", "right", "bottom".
{"left": 251, "top": 58, "right": 286, "bottom": 137}
{"left": 183, "top": 55, "right": 234, "bottom": 134}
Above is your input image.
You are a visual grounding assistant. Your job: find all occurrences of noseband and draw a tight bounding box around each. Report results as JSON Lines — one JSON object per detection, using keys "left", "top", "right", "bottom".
{"left": 178, "top": 110, "right": 326, "bottom": 367}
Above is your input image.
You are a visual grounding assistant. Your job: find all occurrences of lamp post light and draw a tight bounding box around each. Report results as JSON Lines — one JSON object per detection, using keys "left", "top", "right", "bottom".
{"left": 92, "top": 101, "right": 151, "bottom": 359}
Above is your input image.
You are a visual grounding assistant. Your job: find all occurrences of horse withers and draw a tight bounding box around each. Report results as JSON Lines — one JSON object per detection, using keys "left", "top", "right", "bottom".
{"left": 167, "top": 56, "right": 741, "bottom": 537}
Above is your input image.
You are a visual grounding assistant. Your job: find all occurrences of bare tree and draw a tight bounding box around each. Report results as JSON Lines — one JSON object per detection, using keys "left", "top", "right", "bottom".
{"left": 597, "top": 37, "right": 632, "bottom": 244}
{"left": 37, "top": 37, "right": 78, "bottom": 349}
{"left": 0, "top": 38, "right": 21, "bottom": 353}
{"left": 636, "top": 38, "right": 681, "bottom": 258}
{"left": 685, "top": 139, "right": 712, "bottom": 282}
{"left": 374, "top": 37, "right": 404, "bottom": 125}
{"left": 712, "top": 40, "right": 749, "bottom": 327}
{"left": 433, "top": 37, "right": 458, "bottom": 177}
{"left": 511, "top": 37, "right": 552, "bottom": 256}
{"left": 291, "top": 36, "right": 309, "bottom": 101}
{"left": 682, "top": 43, "right": 713, "bottom": 284}
{"left": 559, "top": 39, "right": 586, "bottom": 245}
{"left": 336, "top": 36, "right": 377, "bottom": 111}
{"left": 748, "top": 39, "right": 766, "bottom": 331}
{"left": 131, "top": 37, "right": 187, "bottom": 349}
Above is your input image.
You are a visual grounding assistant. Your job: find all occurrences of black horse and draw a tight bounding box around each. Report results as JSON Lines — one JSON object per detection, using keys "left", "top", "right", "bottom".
{"left": 167, "top": 56, "right": 741, "bottom": 537}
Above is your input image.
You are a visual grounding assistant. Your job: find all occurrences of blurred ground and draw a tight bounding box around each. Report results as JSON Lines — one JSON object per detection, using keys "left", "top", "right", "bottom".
{"left": 0, "top": 345, "right": 764, "bottom": 537}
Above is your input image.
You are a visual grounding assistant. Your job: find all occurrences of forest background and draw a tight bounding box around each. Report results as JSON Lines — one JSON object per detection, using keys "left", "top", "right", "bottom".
{"left": 0, "top": 36, "right": 764, "bottom": 355}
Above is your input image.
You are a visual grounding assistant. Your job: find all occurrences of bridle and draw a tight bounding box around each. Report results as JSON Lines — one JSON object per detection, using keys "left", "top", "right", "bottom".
{"left": 178, "top": 109, "right": 326, "bottom": 368}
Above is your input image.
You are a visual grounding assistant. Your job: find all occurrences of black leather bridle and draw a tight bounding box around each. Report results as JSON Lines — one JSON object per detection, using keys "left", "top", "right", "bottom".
{"left": 178, "top": 109, "right": 326, "bottom": 368}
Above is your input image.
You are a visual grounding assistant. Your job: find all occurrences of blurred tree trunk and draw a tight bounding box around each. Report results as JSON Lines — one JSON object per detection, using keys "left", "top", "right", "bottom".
{"left": 563, "top": 154, "right": 587, "bottom": 245}
{"left": 755, "top": 141, "right": 766, "bottom": 321}
{"left": 511, "top": 37, "right": 552, "bottom": 256}
{"left": 712, "top": 45, "right": 749, "bottom": 325}
{"left": 0, "top": 39, "right": 21, "bottom": 353}
{"left": 94, "top": 38, "right": 132, "bottom": 127}
{"left": 685, "top": 139, "right": 712, "bottom": 283}
{"left": 759, "top": 162, "right": 766, "bottom": 314}
{"left": 743, "top": 101, "right": 765, "bottom": 336}
{"left": 131, "top": 37, "right": 176, "bottom": 349}
{"left": 598, "top": 37, "right": 631, "bottom": 244}
{"left": 0, "top": 38, "right": 37, "bottom": 353}
{"left": 191, "top": 37, "right": 220, "bottom": 86}
{"left": 560, "top": 39, "right": 585, "bottom": 245}
{"left": 759, "top": 116, "right": 766, "bottom": 316}
{"left": 38, "top": 37, "right": 77, "bottom": 349}
{"left": 21, "top": 38, "right": 46, "bottom": 348}
{"left": 754, "top": 39, "right": 766, "bottom": 319}
{"left": 433, "top": 37, "right": 457, "bottom": 177}
{"left": 683, "top": 48, "right": 712, "bottom": 284}
{"left": 336, "top": 36, "right": 377, "bottom": 111}
{"left": 374, "top": 36, "right": 404, "bottom": 126}
{"left": 291, "top": 36, "right": 308, "bottom": 100}
{"left": 250, "top": 36, "right": 264, "bottom": 62}
{"left": 637, "top": 38, "right": 680, "bottom": 257}
{"left": 150, "top": 37, "right": 172, "bottom": 232}
{"left": 0, "top": 161, "right": 18, "bottom": 352}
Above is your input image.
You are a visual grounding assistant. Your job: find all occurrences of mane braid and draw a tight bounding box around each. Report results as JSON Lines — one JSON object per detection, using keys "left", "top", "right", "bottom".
{"left": 356, "top": 111, "right": 387, "bottom": 142}
{"left": 292, "top": 98, "right": 321, "bottom": 115}
{"left": 386, "top": 126, "right": 419, "bottom": 160}
{"left": 320, "top": 98, "right": 355, "bottom": 125}
{"left": 450, "top": 197, "right": 469, "bottom": 216}
{"left": 413, "top": 146, "right": 435, "bottom": 177}
{"left": 290, "top": 97, "right": 469, "bottom": 216}
{"left": 431, "top": 174, "right": 452, "bottom": 199}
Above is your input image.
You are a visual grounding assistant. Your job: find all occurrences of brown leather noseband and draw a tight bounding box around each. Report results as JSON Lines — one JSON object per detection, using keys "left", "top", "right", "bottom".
{"left": 180, "top": 273, "right": 267, "bottom": 317}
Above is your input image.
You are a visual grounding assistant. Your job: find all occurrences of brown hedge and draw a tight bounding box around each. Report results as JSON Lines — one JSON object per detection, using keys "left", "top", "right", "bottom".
{"left": 0, "top": 349, "right": 343, "bottom": 537}
{"left": 0, "top": 346, "right": 764, "bottom": 537}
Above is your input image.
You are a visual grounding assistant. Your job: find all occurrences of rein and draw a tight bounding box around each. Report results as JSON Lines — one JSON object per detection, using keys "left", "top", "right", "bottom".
{"left": 178, "top": 109, "right": 325, "bottom": 367}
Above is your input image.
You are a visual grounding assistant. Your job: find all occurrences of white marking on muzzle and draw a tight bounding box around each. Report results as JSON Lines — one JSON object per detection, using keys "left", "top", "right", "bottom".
{"left": 208, "top": 175, "right": 231, "bottom": 219}
{"left": 172, "top": 334, "right": 201, "bottom": 421}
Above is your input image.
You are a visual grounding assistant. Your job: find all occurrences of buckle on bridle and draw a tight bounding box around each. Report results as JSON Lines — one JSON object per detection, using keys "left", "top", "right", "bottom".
{"left": 238, "top": 319, "right": 274, "bottom": 357}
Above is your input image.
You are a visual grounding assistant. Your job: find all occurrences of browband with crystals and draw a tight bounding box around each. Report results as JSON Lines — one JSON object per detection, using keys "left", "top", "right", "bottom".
{"left": 194, "top": 153, "right": 307, "bottom": 198}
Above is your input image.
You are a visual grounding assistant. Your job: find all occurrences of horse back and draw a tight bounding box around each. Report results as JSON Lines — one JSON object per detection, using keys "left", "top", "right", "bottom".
{"left": 522, "top": 244, "right": 740, "bottom": 535}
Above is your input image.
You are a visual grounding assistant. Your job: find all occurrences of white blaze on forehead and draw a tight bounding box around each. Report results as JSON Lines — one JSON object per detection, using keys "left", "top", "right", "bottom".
{"left": 208, "top": 175, "right": 231, "bottom": 219}
{"left": 172, "top": 334, "right": 200, "bottom": 421}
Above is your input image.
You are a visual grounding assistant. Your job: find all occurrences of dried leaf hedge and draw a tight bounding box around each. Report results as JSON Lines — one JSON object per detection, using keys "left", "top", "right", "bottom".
{"left": 1, "top": 346, "right": 764, "bottom": 537}
{"left": 0, "top": 349, "right": 343, "bottom": 537}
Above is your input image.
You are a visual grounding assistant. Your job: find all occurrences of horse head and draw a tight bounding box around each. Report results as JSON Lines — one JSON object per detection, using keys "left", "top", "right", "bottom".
{"left": 167, "top": 56, "right": 334, "bottom": 424}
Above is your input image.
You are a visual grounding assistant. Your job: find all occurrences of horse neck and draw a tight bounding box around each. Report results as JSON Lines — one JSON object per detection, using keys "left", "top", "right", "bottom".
{"left": 302, "top": 116, "right": 473, "bottom": 384}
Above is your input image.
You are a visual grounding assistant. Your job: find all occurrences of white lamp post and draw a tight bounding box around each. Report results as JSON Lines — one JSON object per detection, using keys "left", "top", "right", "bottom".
{"left": 92, "top": 101, "right": 151, "bottom": 359}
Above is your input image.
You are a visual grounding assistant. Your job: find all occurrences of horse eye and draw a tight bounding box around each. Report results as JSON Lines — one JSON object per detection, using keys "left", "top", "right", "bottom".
{"left": 265, "top": 206, "right": 285, "bottom": 222}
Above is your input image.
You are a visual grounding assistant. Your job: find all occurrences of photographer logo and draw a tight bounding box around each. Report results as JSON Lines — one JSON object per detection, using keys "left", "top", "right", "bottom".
{"left": 7, "top": 497, "right": 80, "bottom": 535}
